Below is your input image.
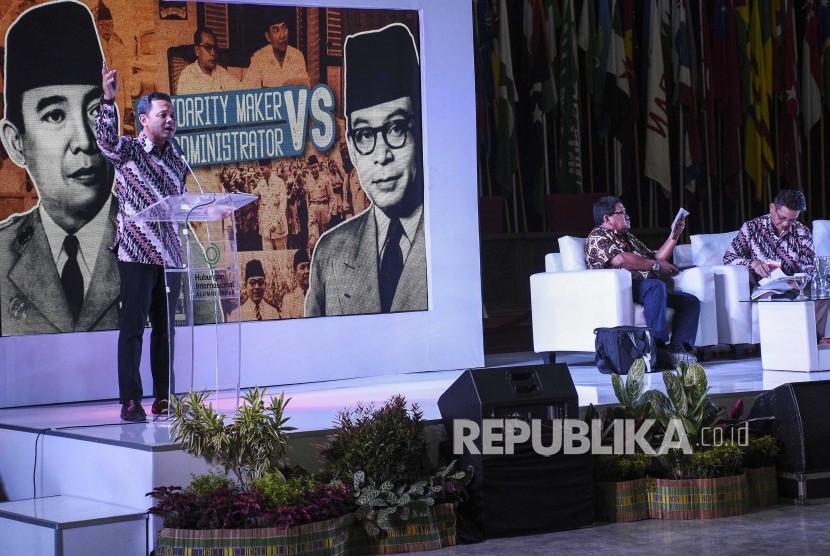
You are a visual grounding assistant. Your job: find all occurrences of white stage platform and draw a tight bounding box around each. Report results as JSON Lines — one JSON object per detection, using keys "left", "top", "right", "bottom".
{"left": 2, "top": 351, "right": 829, "bottom": 555}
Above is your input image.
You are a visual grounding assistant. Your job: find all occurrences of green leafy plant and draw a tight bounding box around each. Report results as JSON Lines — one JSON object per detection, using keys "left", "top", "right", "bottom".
{"left": 598, "top": 359, "right": 656, "bottom": 442}
{"left": 322, "top": 394, "right": 429, "bottom": 486}
{"left": 351, "top": 461, "right": 470, "bottom": 537}
{"left": 184, "top": 471, "right": 236, "bottom": 496}
{"left": 170, "top": 387, "right": 295, "bottom": 485}
{"left": 646, "top": 361, "right": 723, "bottom": 450}
{"left": 594, "top": 453, "right": 654, "bottom": 482}
{"left": 743, "top": 435, "right": 780, "bottom": 468}
{"left": 322, "top": 394, "right": 471, "bottom": 537}
{"left": 251, "top": 473, "right": 319, "bottom": 508}
{"left": 665, "top": 441, "right": 745, "bottom": 480}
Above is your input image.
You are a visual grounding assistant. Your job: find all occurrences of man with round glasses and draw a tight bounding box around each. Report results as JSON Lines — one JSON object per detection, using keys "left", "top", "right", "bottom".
{"left": 306, "top": 23, "right": 426, "bottom": 316}
{"left": 724, "top": 189, "right": 829, "bottom": 340}
{"left": 176, "top": 27, "right": 241, "bottom": 95}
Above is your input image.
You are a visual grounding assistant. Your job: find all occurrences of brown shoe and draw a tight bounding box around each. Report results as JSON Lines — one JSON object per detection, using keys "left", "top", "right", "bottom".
{"left": 151, "top": 399, "right": 169, "bottom": 416}
{"left": 121, "top": 400, "right": 147, "bottom": 422}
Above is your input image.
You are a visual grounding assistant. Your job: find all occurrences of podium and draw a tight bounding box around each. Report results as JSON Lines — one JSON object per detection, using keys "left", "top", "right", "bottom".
{"left": 130, "top": 192, "right": 257, "bottom": 412}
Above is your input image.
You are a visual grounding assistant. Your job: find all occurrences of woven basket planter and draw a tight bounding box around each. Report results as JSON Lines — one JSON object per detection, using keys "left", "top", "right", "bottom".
{"left": 594, "top": 479, "right": 650, "bottom": 523}
{"left": 155, "top": 513, "right": 354, "bottom": 556}
{"left": 347, "top": 502, "right": 457, "bottom": 555}
{"left": 648, "top": 474, "right": 748, "bottom": 519}
{"left": 745, "top": 466, "right": 778, "bottom": 508}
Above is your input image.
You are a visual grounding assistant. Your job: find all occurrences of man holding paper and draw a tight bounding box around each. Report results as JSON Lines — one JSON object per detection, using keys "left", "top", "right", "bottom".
{"left": 585, "top": 196, "right": 700, "bottom": 367}
{"left": 724, "top": 189, "right": 829, "bottom": 340}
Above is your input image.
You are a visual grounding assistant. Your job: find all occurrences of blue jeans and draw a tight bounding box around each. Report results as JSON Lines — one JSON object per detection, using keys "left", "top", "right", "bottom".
{"left": 632, "top": 279, "right": 700, "bottom": 349}
{"left": 117, "top": 261, "right": 181, "bottom": 404}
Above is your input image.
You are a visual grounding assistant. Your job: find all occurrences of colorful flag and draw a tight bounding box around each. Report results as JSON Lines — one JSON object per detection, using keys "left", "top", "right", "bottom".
{"left": 593, "top": 0, "right": 613, "bottom": 104}
{"left": 821, "top": 0, "right": 830, "bottom": 110}
{"left": 644, "top": 0, "right": 671, "bottom": 193}
{"left": 620, "top": 0, "right": 638, "bottom": 114}
{"left": 494, "top": 0, "right": 519, "bottom": 196}
{"left": 802, "top": 0, "right": 822, "bottom": 132}
{"left": 744, "top": 0, "right": 775, "bottom": 199}
{"left": 474, "top": 0, "right": 496, "bottom": 162}
{"left": 735, "top": 0, "right": 751, "bottom": 113}
{"left": 544, "top": 0, "right": 560, "bottom": 65}
{"left": 522, "top": 0, "right": 557, "bottom": 214}
{"left": 523, "top": 0, "right": 557, "bottom": 113}
{"left": 780, "top": 0, "right": 802, "bottom": 189}
{"left": 672, "top": 0, "right": 703, "bottom": 189}
{"left": 699, "top": 0, "right": 718, "bottom": 179}
{"left": 556, "top": 0, "right": 584, "bottom": 193}
{"left": 710, "top": 0, "right": 743, "bottom": 181}
{"left": 606, "top": 0, "right": 635, "bottom": 148}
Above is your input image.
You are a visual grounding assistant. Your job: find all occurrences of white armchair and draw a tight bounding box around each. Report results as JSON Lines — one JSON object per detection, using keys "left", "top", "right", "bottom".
{"left": 689, "top": 231, "right": 758, "bottom": 345}
{"left": 531, "top": 236, "right": 719, "bottom": 356}
{"left": 813, "top": 220, "right": 830, "bottom": 256}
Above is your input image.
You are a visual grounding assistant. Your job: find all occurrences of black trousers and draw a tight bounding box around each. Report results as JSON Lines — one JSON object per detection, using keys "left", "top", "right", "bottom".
{"left": 117, "top": 261, "right": 181, "bottom": 404}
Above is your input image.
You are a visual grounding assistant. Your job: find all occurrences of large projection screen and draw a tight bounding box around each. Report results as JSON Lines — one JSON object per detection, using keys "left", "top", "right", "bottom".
{"left": 0, "top": 0, "right": 481, "bottom": 408}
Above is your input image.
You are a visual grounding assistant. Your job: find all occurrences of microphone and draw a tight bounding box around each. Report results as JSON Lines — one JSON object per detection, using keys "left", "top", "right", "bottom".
{"left": 170, "top": 137, "right": 205, "bottom": 194}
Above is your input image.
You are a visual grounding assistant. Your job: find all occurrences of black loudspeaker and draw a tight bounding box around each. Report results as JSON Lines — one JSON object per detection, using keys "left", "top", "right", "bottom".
{"left": 438, "top": 363, "right": 593, "bottom": 539}
{"left": 748, "top": 380, "right": 830, "bottom": 472}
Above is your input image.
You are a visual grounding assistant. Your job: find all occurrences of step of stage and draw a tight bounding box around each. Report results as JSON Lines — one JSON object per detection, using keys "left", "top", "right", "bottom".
{"left": 0, "top": 421, "right": 214, "bottom": 553}
{"left": 0, "top": 495, "right": 147, "bottom": 556}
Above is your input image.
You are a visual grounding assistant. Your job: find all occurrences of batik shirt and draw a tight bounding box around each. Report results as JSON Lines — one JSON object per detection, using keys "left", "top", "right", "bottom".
{"left": 723, "top": 214, "right": 815, "bottom": 279}
{"left": 585, "top": 226, "right": 656, "bottom": 280}
{"left": 95, "top": 102, "right": 187, "bottom": 267}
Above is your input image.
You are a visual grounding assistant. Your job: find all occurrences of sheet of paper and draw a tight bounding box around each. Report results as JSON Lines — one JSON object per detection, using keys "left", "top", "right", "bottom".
{"left": 671, "top": 208, "right": 690, "bottom": 230}
{"left": 752, "top": 268, "right": 795, "bottom": 299}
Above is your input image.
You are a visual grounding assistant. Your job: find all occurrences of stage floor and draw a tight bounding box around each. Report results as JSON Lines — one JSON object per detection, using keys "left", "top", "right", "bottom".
{"left": 2, "top": 351, "right": 830, "bottom": 450}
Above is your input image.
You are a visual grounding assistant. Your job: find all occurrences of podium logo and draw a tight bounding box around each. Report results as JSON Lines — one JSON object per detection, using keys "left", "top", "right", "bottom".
{"left": 451, "top": 419, "right": 748, "bottom": 456}
{"left": 205, "top": 243, "right": 221, "bottom": 268}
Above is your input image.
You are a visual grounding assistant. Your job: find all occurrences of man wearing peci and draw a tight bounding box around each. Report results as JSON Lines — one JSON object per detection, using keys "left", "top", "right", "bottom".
{"left": 281, "top": 248, "right": 310, "bottom": 319}
{"left": 242, "top": 7, "right": 310, "bottom": 89}
{"left": 0, "top": 1, "right": 119, "bottom": 336}
{"left": 228, "top": 259, "right": 281, "bottom": 321}
{"left": 176, "top": 27, "right": 241, "bottom": 95}
{"left": 97, "top": 63, "right": 187, "bottom": 422}
{"left": 306, "top": 23, "right": 427, "bottom": 316}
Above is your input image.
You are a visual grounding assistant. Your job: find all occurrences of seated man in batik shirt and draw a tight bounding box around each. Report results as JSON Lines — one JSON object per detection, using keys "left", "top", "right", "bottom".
{"left": 585, "top": 196, "right": 700, "bottom": 367}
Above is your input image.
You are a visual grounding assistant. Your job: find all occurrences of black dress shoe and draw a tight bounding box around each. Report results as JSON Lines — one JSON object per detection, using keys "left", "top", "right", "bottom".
{"left": 121, "top": 400, "right": 147, "bottom": 422}
{"left": 151, "top": 399, "right": 169, "bottom": 416}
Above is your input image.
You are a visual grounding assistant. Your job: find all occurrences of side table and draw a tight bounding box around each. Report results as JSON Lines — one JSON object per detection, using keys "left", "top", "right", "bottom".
{"left": 756, "top": 298, "right": 830, "bottom": 372}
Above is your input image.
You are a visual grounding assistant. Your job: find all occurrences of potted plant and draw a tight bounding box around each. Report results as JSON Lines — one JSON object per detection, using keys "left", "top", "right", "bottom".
{"left": 588, "top": 359, "right": 654, "bottom": 522}
{"left": 644, "top": 362, "right": 749, "bottom": 519}
{"left": 593, "top": 453, "right": 653, "bottom": 522}
{"left": 742, "top": 435, "right": 780, "bottom": 508}
{"left": 150, "top": 387, "right": 355, "bottom": 556}
{"left": 321, "top": 394, "right": 470, "bottom": 554}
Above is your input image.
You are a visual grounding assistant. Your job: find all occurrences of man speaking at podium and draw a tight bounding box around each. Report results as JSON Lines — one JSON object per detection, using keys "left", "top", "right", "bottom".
{"left": 96, "top": 63, "right": 187, "bottom": 422}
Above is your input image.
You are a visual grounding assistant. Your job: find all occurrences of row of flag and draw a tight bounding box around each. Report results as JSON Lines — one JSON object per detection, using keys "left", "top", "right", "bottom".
{"left": 475, "top": 0, "right": 830, "bottom": 231}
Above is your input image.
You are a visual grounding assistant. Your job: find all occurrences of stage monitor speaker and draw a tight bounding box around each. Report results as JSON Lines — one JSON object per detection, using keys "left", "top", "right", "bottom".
{"left": 438, "top": 363, "right": 593, "bottom": 539}
{"left": 748, "top": 380, "right": 830, "bottom": 473}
